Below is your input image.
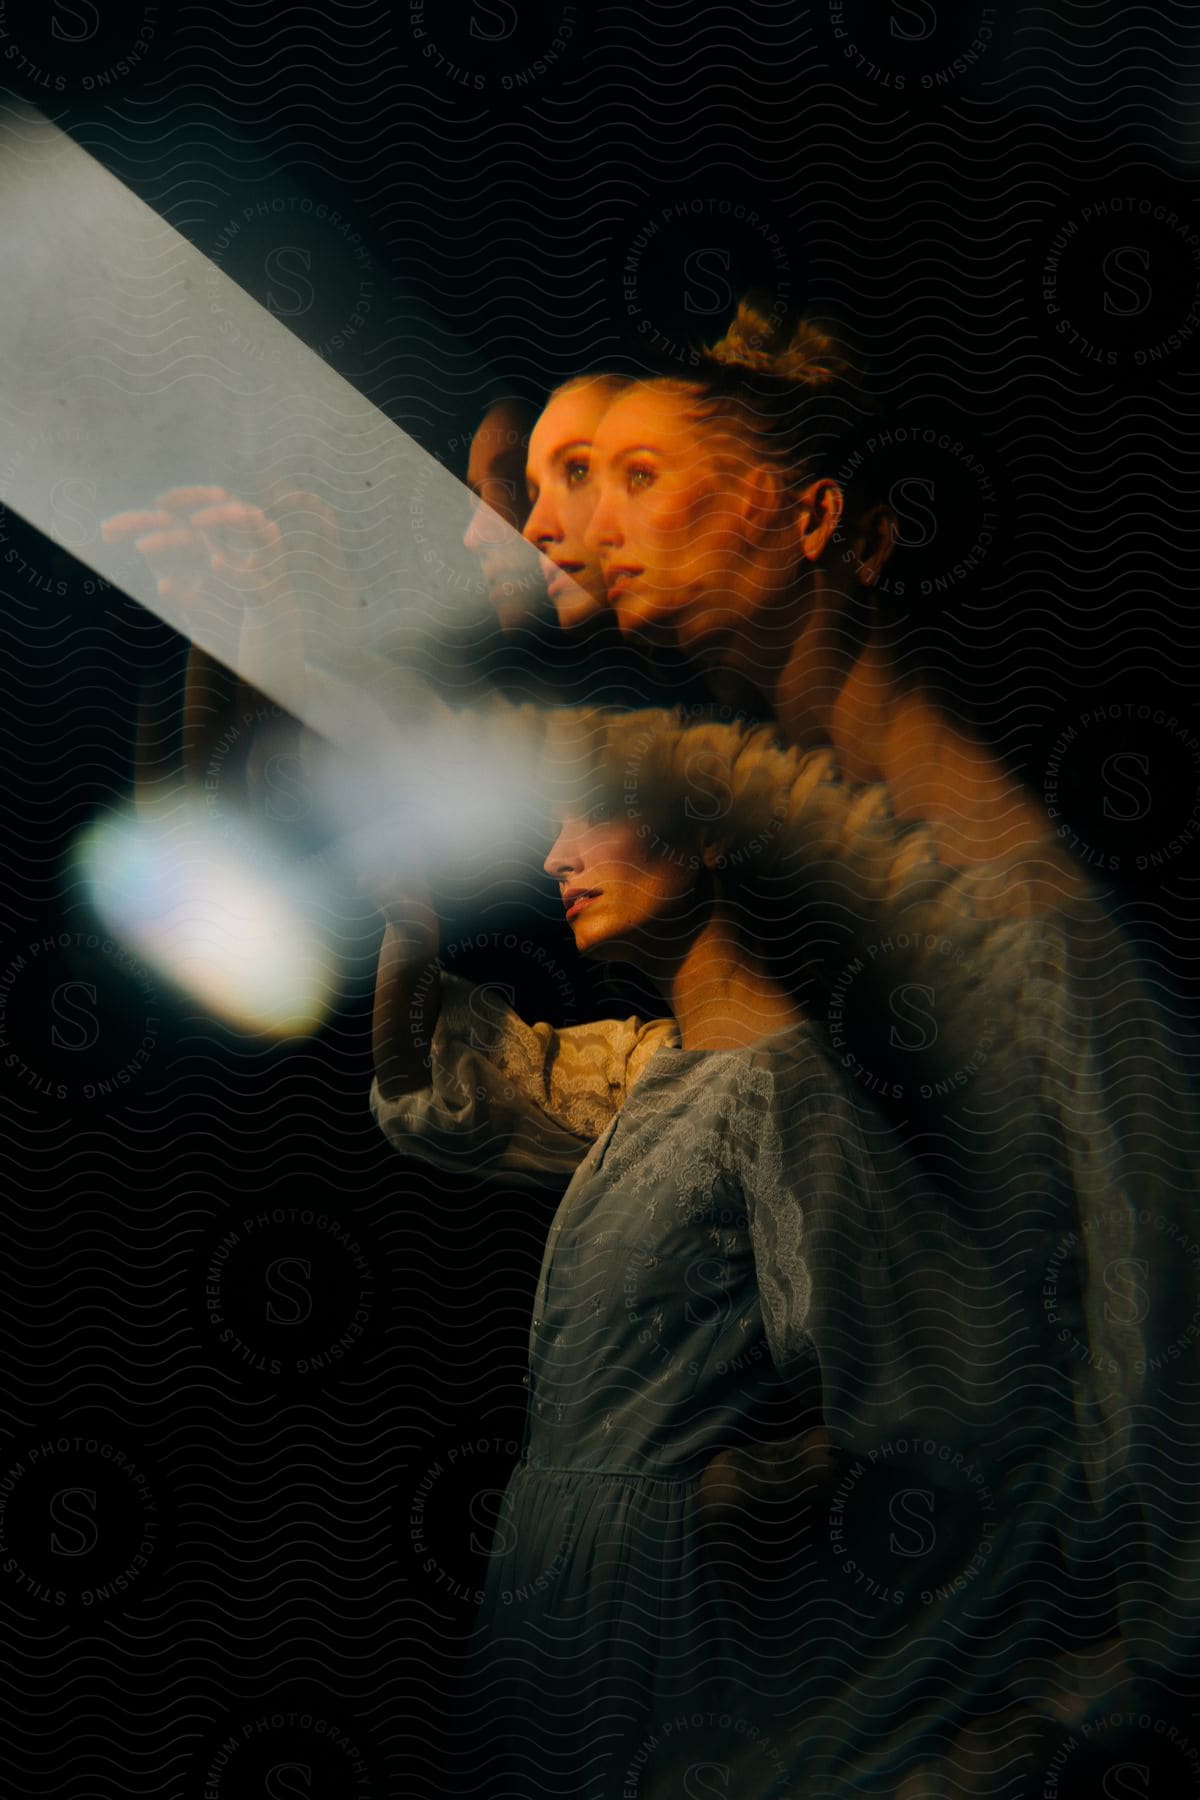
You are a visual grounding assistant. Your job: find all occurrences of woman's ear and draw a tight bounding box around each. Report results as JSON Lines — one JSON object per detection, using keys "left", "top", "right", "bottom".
{"left": 795, "top": 477, "right": 844, "bottom": 564}
{"left": 847, "top": 501, "right": 897, "bottom": 587}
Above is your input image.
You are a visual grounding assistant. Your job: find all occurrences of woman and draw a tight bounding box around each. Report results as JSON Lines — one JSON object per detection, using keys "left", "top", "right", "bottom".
{"left": 583, "top": 302, "right": 1056, "bottom": 872}
{"left": 512, "top": 370, "right": 710, "bottom": 709}
{"left": 575, "top": 315, "right": 1200, "bottom": 1753}
{"left": 462, "top": 394, "right": 543, "bottom": 633}
{"left": 521, "top": 373, "right": 631, "bottom": 634}
{"left": 367, "top": 702, "right": 1129, "bottom": 1798}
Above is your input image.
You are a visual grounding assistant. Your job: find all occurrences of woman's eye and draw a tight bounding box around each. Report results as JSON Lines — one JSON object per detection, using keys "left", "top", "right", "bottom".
{"left": 585, "top": 801, "right": 613, "bottom": 826}
{"left": 565, "top": 460, "right": 590, "bottom": 487}
{"left": 627, "top": 465, "right": 654, "bottom": 492}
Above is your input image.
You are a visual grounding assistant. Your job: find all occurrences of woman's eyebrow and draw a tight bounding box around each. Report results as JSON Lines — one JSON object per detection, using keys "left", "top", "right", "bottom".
{"left": 550, "top": 439, "right": 593, "bottom": 465}
{"left": 613, "top": 445, "right": 660, "bottom": 463}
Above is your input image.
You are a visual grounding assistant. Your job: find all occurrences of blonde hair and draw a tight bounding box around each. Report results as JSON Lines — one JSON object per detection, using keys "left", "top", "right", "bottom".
{"left": 631, "top": 297, "right": 860, "bottom": 500}
{"left": 700, "top": 297, "right": 850, "bottom": 388}
{"left": 435, "top": 697, "right": 1200, "bottom": 1416}
{"left": 543, "top": 703, "right": 943, "bottom": 1007}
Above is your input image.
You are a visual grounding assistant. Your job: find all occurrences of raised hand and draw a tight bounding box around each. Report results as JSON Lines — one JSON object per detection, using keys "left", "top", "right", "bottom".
{"left": 337, "top": 818, "right": 442, "bottom": 1102}
{"left": 101, "top": 486, "right": 284, "bottom": 627}
{"left": 103, "top": 484, "right": 344, "bottom": 808}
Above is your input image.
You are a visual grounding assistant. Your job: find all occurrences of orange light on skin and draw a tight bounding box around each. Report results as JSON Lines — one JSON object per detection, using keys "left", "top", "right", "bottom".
{"left": 542, "top": 804, "right": 699, "bottom": 963}
{"left": 523, "top": 380, "right": 629, "bottom": 632}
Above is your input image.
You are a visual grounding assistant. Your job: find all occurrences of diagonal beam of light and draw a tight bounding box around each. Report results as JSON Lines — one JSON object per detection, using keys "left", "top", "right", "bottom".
{"left": 0, "top": 99, "right": 559, "bottom": 760}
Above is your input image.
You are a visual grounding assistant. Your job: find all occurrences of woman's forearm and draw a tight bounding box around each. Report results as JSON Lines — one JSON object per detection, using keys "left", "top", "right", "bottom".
{"left": 372, "top": 917, "right": 442, "bottom": 1101}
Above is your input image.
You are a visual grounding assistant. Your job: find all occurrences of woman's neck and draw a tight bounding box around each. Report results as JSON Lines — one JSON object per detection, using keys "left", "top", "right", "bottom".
{"left": 714, "top": 604, "right": 1061, "bottom": 871}
{"left": 661, "top": 913, "right": 806, "bottom": 1051}
{"left": 702, "top": 567, "right": 869, "bottom": 751}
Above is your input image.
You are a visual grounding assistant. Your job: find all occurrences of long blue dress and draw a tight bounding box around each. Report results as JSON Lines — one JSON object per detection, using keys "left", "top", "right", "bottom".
{"left": 375, "top": 983, "right": 1059, "bottom": 1797}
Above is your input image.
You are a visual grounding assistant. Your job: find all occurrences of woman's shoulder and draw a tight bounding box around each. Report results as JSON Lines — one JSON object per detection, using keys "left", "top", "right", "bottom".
{"left": 636, "top": 1017, "right": 850, "bottom": 1118}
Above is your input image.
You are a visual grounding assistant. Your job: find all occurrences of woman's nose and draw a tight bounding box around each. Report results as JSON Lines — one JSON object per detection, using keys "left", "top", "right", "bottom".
{"left": 464, "top": 483, "right": 522, "bottom": 553}
{"left": 523, "top": 495, "right": 561, "bottom": 549}
{"left": 463, "top": 496, "right": 493, "bottom": 554}
{"left": 583, "top": 489, "right": 621, "bottom": 552}
{"left": 544, "top": 827, "right": 581, "bottom": 877}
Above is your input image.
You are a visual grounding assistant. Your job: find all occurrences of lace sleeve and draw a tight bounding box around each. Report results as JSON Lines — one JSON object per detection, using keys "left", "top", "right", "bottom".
{"left": 370, "top": 973, "right": 680, "bottom": 1178}
{"left": 738, "top": 1031, "right": 1004, "bottom": 1458}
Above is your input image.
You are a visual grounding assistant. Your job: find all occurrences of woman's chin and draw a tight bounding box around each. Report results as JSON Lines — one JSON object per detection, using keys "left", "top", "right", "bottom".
{"left": 569, "top": 915, "right": 608, "bottom": 955}
{"left": 676, "top": 602, "right": 738, "bottom": 657}
{"left": 612, "top": 592, "right": 675, "bottom": 647}
{"left": 491, "top": 591, "right": 547, "bottom": 634}
{"left": 553, "top": 594, "right": 608, "bottom": 633}
{"left": 570, "top": 913, "right": 627, "bottom": 962}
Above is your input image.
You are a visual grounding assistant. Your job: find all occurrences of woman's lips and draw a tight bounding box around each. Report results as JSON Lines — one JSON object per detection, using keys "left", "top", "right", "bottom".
{"left": 565, "top": 891, "right": 600, "bottom": 922}
{"left": 546, "top": 566, "right": 585, "bottom": 601}
{"left": 604, "top": 567, "right": 641, "bottom": 597}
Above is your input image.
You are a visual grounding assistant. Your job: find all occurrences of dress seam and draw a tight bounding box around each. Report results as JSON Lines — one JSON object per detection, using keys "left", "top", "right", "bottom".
{"left": 518, "top": 1458, "right": 701, "bottom": 1485}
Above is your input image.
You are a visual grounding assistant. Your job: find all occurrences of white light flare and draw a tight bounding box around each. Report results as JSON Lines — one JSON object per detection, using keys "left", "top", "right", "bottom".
{"left": 304, "top": 702, "right": 555, "bottom": 902}
{"left": 75, "top": 802, "right": 343, "bottom": 1036}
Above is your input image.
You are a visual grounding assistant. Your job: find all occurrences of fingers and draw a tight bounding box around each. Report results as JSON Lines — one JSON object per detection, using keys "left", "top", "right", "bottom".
{"left": 100, "top": 509, "right": 175, "bottom": 543}
{"left": 102, "top": 490, "right": 323, "bottom": 701}
{"left": 188, "top": 500, "right": 284, "bottom": 545}
{"left": 133, "top": 527, "right": 199, "bottom": 556}
{"left": 120, "top": 494, "right": 288, "bottom": 607}
{"left": 99, "top": 493, "right": 235, "bottom": 544}
{"left": 102, "top": 492, "right": 278, "bottom": 554}
{"left": 189, "top": 506, "right": 287, "bottom": 596}
{"left": 261, "top": 480, "right": 341, "bottom": 537}
{"left": 257, "top": 480, "right": 355, "bottom": 655}
{"left": 107, "top": 517, "right": 210, "bottom": 606}
{"left": 100, "top": 497, "right": 242, "bottom": 609}
{"left": 105, "top": 490, "right": 313, "bottom": 594}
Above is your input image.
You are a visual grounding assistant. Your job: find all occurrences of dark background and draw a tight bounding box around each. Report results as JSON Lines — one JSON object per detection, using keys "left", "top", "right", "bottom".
{"left": 2, "top": 3, "right": 1199, "bottom": 1795}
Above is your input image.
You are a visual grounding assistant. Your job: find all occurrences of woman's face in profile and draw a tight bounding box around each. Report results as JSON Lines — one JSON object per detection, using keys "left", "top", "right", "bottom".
{"left": 543, "top": 800, "right": 699, "bottom": 962}
{"left": 583, "top": 386, "right": 757, "bottom": 647}
{"left": 462, "top": 400, "right": 541, "bottom": 631}
{"left": 522, "top": 382, "right": 624, "bottom": 630}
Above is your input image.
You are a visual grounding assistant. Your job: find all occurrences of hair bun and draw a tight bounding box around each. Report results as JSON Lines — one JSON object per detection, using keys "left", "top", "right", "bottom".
{"left": 700, "top": 297, "right": 849, "bottom": 388}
